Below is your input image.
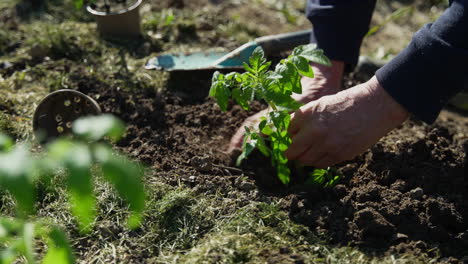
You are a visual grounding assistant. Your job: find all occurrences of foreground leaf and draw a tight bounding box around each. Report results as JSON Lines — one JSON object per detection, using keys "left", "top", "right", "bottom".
{"left": 0, "top": 146, "right": 35, "bottom": 215}
{"left": 95, "top": 145, "right": 145, "bottom": 229}
{"left": 73, "top": 114, "right": 125, "bottom": 142}
{"left": 43, "top": 228, "right": 74, "bottom": 264}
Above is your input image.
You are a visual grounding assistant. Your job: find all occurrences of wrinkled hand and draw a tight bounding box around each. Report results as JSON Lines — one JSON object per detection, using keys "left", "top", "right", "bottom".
{"left": 227, "top": 61, "right": 345, "bottom": 152}
{"left": 284, "top": 76, "right": 409, "bottom": 168}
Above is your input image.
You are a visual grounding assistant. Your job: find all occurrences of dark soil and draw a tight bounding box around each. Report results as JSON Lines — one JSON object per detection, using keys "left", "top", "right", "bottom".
{"left": 78, "top": 71, "right": 468, "bottom": 261}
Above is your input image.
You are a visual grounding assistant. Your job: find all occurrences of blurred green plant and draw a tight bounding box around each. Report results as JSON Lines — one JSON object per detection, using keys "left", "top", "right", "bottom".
{"left": 0, "top": 114, "right": 145, "bottom": 263}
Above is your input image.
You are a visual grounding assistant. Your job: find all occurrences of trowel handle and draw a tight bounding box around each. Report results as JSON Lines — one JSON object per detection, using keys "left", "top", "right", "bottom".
{"left": 255, "top": 29, "right": 312, "bottom": 55}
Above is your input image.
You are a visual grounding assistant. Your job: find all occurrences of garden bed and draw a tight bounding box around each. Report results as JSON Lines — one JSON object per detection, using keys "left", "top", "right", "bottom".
{"left": 78, "top": 71, "right": 468, "bottom": 261}
{"left": 0, "top": 0, "right": 466, "bottom": 262}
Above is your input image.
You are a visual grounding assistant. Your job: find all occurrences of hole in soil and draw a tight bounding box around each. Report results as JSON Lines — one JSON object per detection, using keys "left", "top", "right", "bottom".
{"left": 55, "top": 114, "right": 62, "bottom": 122}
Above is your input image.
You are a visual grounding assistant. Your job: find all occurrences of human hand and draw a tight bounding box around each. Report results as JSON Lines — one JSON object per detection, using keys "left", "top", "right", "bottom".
{"left": 284, "top": 76, "right": 409, "bottom": 168}
{"left": 227, "top": 60, "right": 345, "bottom": 153}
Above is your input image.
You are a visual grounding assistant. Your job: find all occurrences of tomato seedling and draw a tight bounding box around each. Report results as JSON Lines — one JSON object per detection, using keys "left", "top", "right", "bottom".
{"left": 210, "top": 44, "right": 340, "bottom": 186}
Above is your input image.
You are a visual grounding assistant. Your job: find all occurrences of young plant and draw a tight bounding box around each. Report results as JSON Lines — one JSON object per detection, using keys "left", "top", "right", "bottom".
{"left": 209, "top": 44, "right": 340, "bottom": 186}
{"left": 0, "top": 114, "right": 145, "bottom": 263}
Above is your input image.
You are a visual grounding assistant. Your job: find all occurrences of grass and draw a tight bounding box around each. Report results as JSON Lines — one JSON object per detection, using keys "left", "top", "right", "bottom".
{"left": 0, "top": 0, "right": 444, "bottom": 263}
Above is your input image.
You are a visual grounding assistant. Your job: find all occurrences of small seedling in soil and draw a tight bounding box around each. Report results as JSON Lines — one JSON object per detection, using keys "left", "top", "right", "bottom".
{"left": 0, "top": 114, "right": 145, "bottom": 263}
{"left": 210, "top": 44, "right": 340, "bottom": 186}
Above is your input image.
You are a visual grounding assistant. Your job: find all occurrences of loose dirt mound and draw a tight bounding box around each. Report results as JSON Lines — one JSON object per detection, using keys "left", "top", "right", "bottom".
{"left": 78, "top": 73, "right": 468, "bottom": 261}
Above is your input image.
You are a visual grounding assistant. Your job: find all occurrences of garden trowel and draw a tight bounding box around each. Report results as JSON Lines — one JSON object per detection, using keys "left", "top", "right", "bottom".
{"left": 145, "top": 29, "right": 312, "bottom": 71}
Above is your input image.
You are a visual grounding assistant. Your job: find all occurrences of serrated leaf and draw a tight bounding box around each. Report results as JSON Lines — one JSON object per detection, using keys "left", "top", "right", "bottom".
{"left": 274, "top": 63, "right": 302, "bottom": 94}
{"left": 243, "top": 62, "right": 255, "bottom": 74}
{"left": 232, "top": 88, "right": 249, "bottom": 110}
{"left": 292, "top": 43, "right": 317, "bottom": 56}
{"left": 73, "top": 114, "right": 125, "bottom": 142}
{"left": 270, "top": 111, "right": 291, "bottom": 132}
{"left": 291, "top": 56, "right": 314, "bottom": 78}
{"left": 292, "top": 44, "right": 331, "bottom": 66}
{"left": 95, "top": 146, "right": 145, "bottom": 229}
{"left": 258, "top": 61, "right": 272, "bottom": 73}
{"left": 305, "top": 168, "right": 341, "bottom": 187}
{"left": 43, "top": 228, "right": 74, "bottom": 264}
{"left": 249, "top": 47, "right": 266, "bottom": 72}
{"left": 209, "top": 72, "right": 231, "bottom": 111}
{"left": 253, "top": 134, "right": 270, "bottom": 157}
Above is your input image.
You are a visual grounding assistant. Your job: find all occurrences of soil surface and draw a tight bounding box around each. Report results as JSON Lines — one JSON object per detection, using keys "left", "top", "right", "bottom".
{"left": 77, "top": 71, "right": 468, "bottom": 261}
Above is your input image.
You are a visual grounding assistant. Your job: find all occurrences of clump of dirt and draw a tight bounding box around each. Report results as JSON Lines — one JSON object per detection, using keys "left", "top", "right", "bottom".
{"left": 78, "top": 71, "right": 468, "bottom": 261}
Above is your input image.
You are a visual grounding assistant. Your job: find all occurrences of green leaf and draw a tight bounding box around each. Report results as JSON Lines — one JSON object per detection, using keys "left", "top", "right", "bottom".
{"left": 305, "top": 168, "right": 341, "bottom": 187}
{"left": 270, "top": 111, "right": 291, "bottom": 132}
{"left": 47, "top": 140, "right": 96, "bottom": 232}
{"left": 273, "top": 63, "right": 302, "bottom": 96}
{"left": 236, "top": 141, "right": 255, "bottom": 166}
{"left": 0, "top": 248, "right": 16, "bottom": 264}
{"left": 209, "top": 72, "right": 231, "bottom": 111}
{"left": 0, "top": 146, "right": 36, "bottom": 215}
{"left": 249, "top": 47, "right": 266, "bottom": 72}
{"left": 21, "top": 223, "right": 35, "bottom": 264}
{"left": 236, "top": 128, "right": 254, "bottom": 166}
{"left": 276, "top": 163, "right": 290, "bottom": 185}
{"left": 66, "top": 145, "right": 95, "bottom": 232}
{"left": 292, "top": 44, "right": 331, "bottom": 66}
{"left": 253, "top": 134, "right": 270, "bottom": 157}
{"left": 292, "top": 43, "right": 317, "bottom": 56}
{"left": 95, "top": 146, "right": 145, "bottom": 229}
{"left": 232, "top": 88, "right": 249, "bottom": 110}
{"left": 73, "top": 114, "right": 125, "bottom": 142}
{"left": 291, "top": 56, "right": 314, "bottom": 78}
{"left": 43, "top": 228, "right": 74, "bottom": 264}
{"left": 0, "top": 134, "right": 13, "bottom": 152}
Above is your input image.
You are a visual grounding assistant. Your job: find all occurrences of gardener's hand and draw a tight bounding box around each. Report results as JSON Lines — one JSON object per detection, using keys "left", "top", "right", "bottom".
{"left": 227, "top": 60, "right": 345, "bottom": 153}
{"left": 285, "top": 76, "right": 409, "bottom": 168}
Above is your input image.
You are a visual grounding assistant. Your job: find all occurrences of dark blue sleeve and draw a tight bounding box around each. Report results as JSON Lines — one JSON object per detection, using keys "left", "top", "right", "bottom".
{"left": 306, "top": 0, "right": 376, "bottom": 67}
{"left": 376, "top": 0, "right": 468, "bottom": 123}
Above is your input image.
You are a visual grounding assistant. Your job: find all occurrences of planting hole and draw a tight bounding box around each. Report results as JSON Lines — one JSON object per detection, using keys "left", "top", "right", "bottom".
{"left": 57, "top": 126, "right": 64, "bottom": 133}
{"left": 75, "top": 107, "right": 81, "bottom": 113}
{"left": 66, "top": 122, "right": 72, "bottom": 128}
{"left": 74, "top": 97, "right": 81, "bottom": 103}
{"left": 55, "top": 114, "right": 62, "bottom": 122}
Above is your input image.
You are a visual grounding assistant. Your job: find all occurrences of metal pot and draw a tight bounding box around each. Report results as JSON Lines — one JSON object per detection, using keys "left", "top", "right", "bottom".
{"left": 87, "top": 0, "right": 142, "bottom": 38}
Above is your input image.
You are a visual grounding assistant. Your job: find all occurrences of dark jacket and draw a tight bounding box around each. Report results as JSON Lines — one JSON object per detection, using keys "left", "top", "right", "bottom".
{"left": 306, "top": 0, "right": 468, "bottom": 123}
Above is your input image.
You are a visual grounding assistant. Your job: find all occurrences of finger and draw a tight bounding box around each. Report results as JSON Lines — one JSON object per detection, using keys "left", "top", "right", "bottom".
{"left": 284, "top": 124, "right": 319, "bottom": 160}
{"left": 314, "top": 155, "right": 337, "bottom": 169}
{"left": 296, "top": 145, "right": 328, "bottom": 166}
{"left": 227, "top": 127, "right": 246, "bottom": 153}
{"left": 288, "top": 108, "right": 306, "bottom": 136}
